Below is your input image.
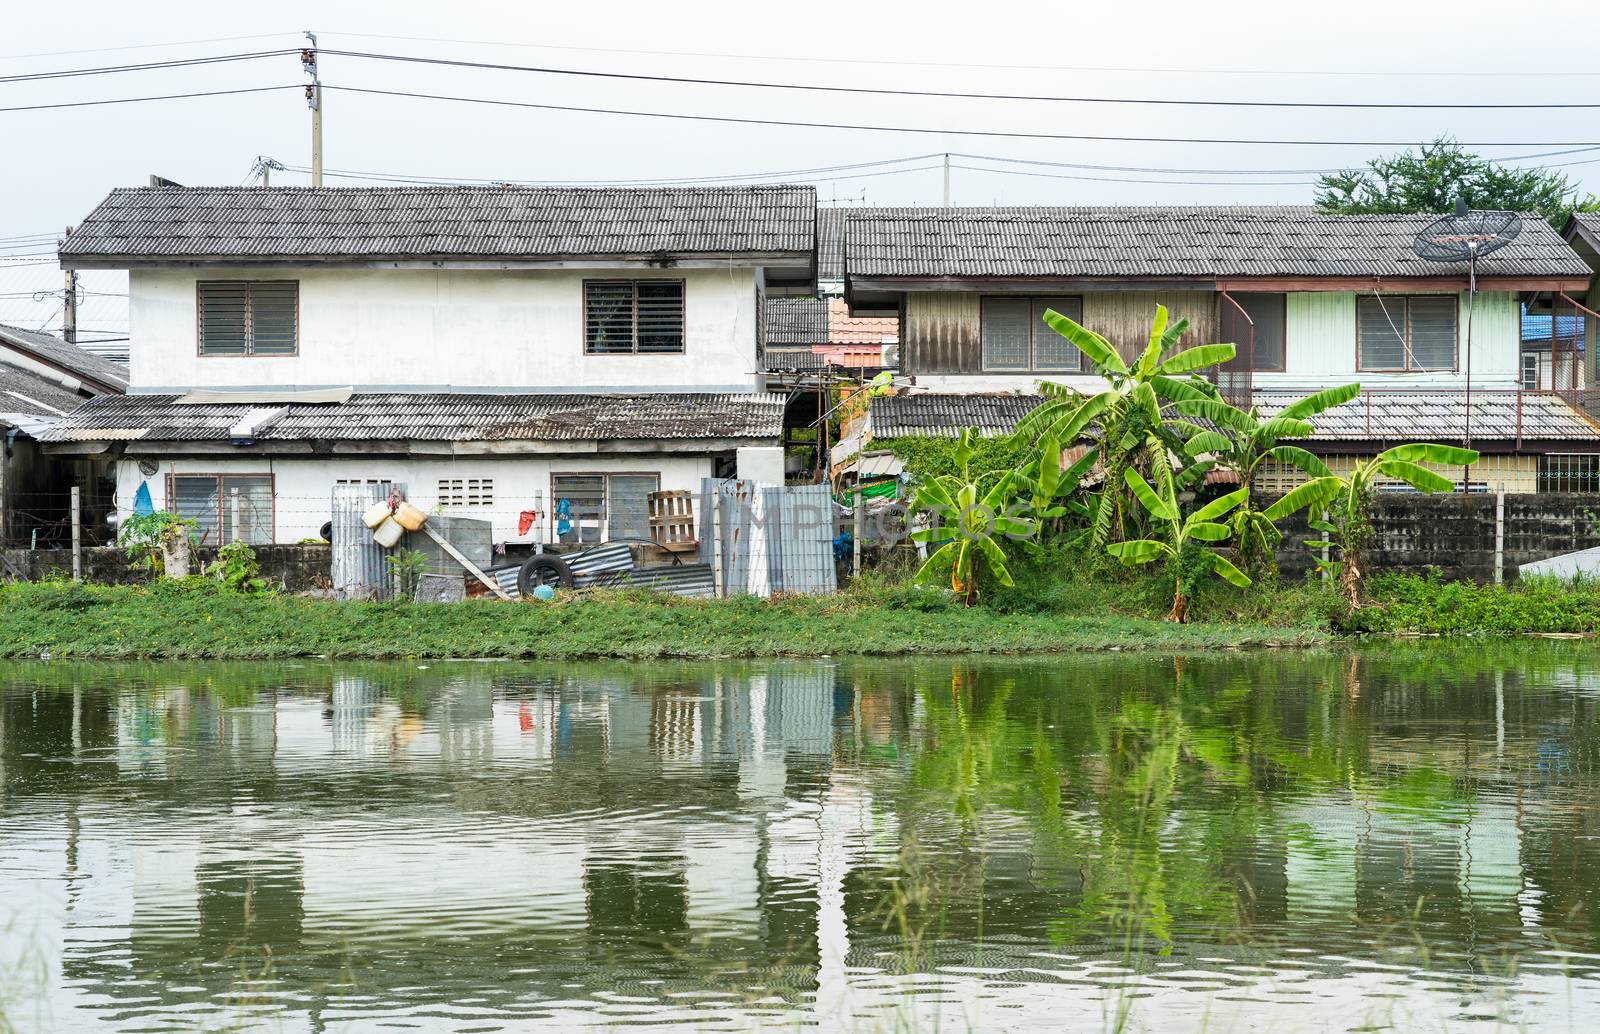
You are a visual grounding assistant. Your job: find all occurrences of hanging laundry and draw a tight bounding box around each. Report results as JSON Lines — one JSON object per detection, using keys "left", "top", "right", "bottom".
{"left": 132, "top": 481, "right": 154, "bottom": 516}
{"left": 518, "top": 509, "right": 539, "bottom": 536}
{"left": 554, "top": 498, "right": 572, "bottom": 538}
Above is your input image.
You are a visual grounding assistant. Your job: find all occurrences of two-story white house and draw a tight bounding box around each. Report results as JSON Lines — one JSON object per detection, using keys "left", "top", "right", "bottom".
{"left": 42, "top": 184, "right": 816, "bottom": 544}
{"left": 841, "top": 206, "right": 1600, "bottom": 492}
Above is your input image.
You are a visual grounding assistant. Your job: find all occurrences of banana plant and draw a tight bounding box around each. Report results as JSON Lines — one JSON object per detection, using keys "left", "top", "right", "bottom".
{"left": 1173, "top": 383, "right": 1361, "bottom": 576}
{"left": 1105, "top": 443, "right": 1251, "bottom": 623}
{"left": 1016, "top": 433, "right": 1100, "bottom": 544}
{"left": 1262, "top": 442, "right": 1479, "bottom": 611}
{"left": 909, "top": 428, "right": 1035, "bottom": 605}
{"left": 1015, "top": 305, "right": 1236, "bottom": 546}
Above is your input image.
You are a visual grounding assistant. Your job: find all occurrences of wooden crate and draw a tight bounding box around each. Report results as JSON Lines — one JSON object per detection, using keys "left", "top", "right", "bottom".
{"left": 648, "top": 490, "right": 698, "bottom": 553}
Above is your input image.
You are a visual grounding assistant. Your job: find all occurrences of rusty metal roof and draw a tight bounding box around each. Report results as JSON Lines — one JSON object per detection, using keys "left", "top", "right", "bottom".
{"left": 60, "top": 185, "right": 817, "bottom": 264}
{"left": 43, "top": 391, "right": 785, "bottom": 444}
{"left": 845, "top": 207, "right": 1590, "bottom": 281}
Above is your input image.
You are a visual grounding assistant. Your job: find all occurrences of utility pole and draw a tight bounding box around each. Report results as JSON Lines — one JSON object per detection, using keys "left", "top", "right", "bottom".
{"left": 303, "top": 33, "right": 323, "bottom": 187}
{"left": 942, "top": 153, "right": 950, "bottom": 207}
{"left": 61, "top": 228, "right": 77, "bottom": 344}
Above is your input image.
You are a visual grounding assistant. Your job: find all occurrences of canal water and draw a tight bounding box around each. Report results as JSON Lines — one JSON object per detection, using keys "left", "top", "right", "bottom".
{"left": 3, "top": 647, "right": 1600, "bottom": 1032}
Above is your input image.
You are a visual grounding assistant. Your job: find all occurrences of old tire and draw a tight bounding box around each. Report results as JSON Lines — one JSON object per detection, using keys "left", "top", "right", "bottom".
{"left": 517, "top": 554, "right": 575, "bottom": 595}
{"left": 319, "top": 520, "right": 333, "bottom": 542}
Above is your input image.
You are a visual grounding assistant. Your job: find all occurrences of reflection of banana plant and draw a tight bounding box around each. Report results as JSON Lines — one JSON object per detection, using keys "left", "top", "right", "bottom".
{"left": 1105, "top": 445, "right": 1250, "bottom": 622}
{"left": 909, "top": 428, "right": 1034, "bottom": 604}
{"left": 1174, "top": 383, "right": 1360, "bottom": 576}
{"left": 1264, "top": 443, "right": 1478, "bottom": 611}
{"left": 1016, "top": 305, "right": 1235, "bottom": 545}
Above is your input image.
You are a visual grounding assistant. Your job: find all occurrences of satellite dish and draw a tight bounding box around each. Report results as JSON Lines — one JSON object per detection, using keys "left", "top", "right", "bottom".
{"left": 1410, "top": 203, "right": 1524, "bottom": 491}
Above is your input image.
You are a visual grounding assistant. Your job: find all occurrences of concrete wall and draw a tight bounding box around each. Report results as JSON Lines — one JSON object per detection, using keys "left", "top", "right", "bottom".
{"left": 1272, "top": 492, "right": 1600, "bottom": 584}
{"left": 114, "top": 453, "right": 717, "bottom": 544}
{"left": 0, "top": 543, "right": 331, "bottom": 590}
{"left": 128, "top": 265, "right": 762, "bottom": 393}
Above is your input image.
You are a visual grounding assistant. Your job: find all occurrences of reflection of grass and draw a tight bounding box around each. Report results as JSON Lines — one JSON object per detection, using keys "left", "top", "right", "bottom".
{"left": 0, "top": 911, "right": 50, "bottom": 1034}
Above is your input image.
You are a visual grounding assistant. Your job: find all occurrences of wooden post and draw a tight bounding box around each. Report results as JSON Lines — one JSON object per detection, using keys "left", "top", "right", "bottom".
{"left": 229, "top": 488, "right": 242, "bottom": 543}
{"left": 70, "top": 485, "right": 81, "bottom": 582}
{"left": 711, "top": 491, "right": 725, "bottom": 598}
{"left": 1494, "top": 483, "right": 1505, "bottom": 586}
{"left": 1319, "top": 508, "right": 1330, "bottom": 583}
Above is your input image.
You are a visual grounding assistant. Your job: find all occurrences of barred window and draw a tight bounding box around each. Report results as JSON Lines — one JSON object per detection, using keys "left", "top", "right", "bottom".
{"left": 584, "top": 280, "right": 685, "bottom": 354}
{"left": 438, "top": 478, "right": 494, "bottom": 507}
{"left": 981, "top": 296, "right": 1086, "bottom": 373}
{"left": 1357, "top": 295, "right": 1457, "bottom": 372}
{"left": 198, "top": 281, "right": 298, "bottom": 356}
{"left": 552, "top": 473, "right": 659, "bottom": 544}
{"left": 168, "top": 473, "right": 274, "bottom": 544}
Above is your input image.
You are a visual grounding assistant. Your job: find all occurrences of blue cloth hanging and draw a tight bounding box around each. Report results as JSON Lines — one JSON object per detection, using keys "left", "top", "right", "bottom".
{"left": 132, "top": 481, "right": 154, "bottom": 516}
{"left": 555, "top": 497, "right": 573, "bottom": 537}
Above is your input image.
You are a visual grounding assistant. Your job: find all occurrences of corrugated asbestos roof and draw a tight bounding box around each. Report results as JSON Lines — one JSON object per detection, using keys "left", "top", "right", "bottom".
{"left": 42, "top": 392, "right": 785, "bottom": 443}
{"left": 844, "top": 207, "right": 1590, "bottom": 280}
{"left": 0, "top": 364, "right": 90, "bottom": 422}
{"left": 1254, "top": 390, "right": 1600, "bottom": 444}
{"left": 765, "top": 298, "right": 830, "bottom": 345}
{"left": 868, "top": 393, "right": 1045, "bottom": 438}
{"left": 60, "top": 185, "right": 817, "bottom": 263}
{"left": 0, "top": 322, "right": 128, "bottom": 392}
{"left": 868, "top": 389, "right": 1600, "bottom": 446}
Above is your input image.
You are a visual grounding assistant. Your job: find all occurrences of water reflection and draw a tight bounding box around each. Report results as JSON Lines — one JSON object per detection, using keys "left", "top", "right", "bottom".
{"left": 3, "top": 648, "right": 1600, "bottom": 1031}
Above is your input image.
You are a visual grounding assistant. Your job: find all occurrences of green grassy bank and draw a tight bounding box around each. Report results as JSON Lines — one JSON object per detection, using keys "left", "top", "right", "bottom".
{"left": 0, "top": 578, "right": 1326, "bottom": 660}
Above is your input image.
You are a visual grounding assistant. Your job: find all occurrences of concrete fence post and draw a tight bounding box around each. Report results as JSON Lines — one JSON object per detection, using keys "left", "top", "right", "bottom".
{"left": 711, "top": 491, "right": 725, "bottom": 598}
{"left": 70, "top": 485, "right": 81, "bottom": 582}
{"left": 1494, "top": 484, "right": 1505, "bottom": 586}
{"left": 852, "top": 490, "right": 864, "bottom": 577}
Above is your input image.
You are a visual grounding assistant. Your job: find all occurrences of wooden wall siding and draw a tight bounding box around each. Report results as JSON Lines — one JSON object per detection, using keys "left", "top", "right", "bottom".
{"left": 1081, "top": 292, "right": 1218, "bottom": 363}
{"left": 904, "top": 293, "right": 982, "bottom": 374}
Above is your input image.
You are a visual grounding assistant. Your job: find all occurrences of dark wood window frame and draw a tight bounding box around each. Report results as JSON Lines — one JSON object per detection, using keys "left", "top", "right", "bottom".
{"left": 196, "top": 280, "right": 300, "bottom": 357}
{"left": 1355, "top": 294, "right": 1460, "bottom": 374}
{"left": 164, "top": 472, "right": 276, "bottom": 544}
{"left": 583, "top": 279, "right": 687, "bottom": 355}
{"left": 1224, "top": 292, "right": 1288, "bottom": 373}
{"left": 550, "top": 471, "right": 662, "bottom": 543}
{"left": 978, "top": 295, "right": 1088, "bottom": 374}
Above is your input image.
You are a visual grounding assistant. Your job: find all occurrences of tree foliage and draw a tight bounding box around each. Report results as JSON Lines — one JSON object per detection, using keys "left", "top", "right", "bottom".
{"left": 1314, "top": 136, "right": 1600, "bottom": 228}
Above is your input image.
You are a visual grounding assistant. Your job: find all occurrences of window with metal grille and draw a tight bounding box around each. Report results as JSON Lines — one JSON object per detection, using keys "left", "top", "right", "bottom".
{"left": 167, "top": 474, "right": 274, "bottom": 544}
{"left": 1538, "top": 454, "right": 1600, "bottom": 493}
{"left": 198, "top": 281, "right": 298, "bottom": 356}
{"left": 438, "top": 477, "right": 494, "bottom": 507}
{"left": 584, "top": 280, "right": 685, "bottom": 354}
{"left": 980, "top": 296, "right": 1086, "bottom": 373}
{"left": 1357, "top": 295, "right": 1457, "bottom": 372}
{"left": 551, "top": 472, "right": 660, "bottom": 544}
{"left": 1521, "top": 352, "right": 1540, "bottom": 391}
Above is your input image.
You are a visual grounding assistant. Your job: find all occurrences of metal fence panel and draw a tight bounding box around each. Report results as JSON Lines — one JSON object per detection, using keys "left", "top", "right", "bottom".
{"left": 697, "top": 478, "right": 837, "bottom": 596}
{"left": 331, "top": 482, "right": 394, "bottom": 599}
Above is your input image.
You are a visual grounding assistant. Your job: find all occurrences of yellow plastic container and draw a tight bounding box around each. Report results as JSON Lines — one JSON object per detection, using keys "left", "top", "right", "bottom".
{"left": 392, "top": 501, "right": 428, "bottom": 532}
{"left": 372, "top": 516, "right": 405, "bottom": 548}
{"left": 362, "top": 500, "right": 393, "bottom": 529}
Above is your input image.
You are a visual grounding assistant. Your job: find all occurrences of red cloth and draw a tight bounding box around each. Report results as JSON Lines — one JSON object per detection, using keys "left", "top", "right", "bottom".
{"left": 518, "top": 509, "right": 538, "bottom": 536}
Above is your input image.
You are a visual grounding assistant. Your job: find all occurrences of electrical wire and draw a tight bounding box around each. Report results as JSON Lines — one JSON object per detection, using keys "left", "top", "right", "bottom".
{"left": 0, "top": 49, "right": 299, "bottom": 85}
{"left": 319, "top": 84, "right": 1600, "bottom": 148}
{"left": 276, "top": 152, "right": 947, "bottom": 186}
{"left": 315, "top": 29, "right": 1600, "bottom": 80}
{"left": 948, "top": 163, "right": 1312, "bottom": 186}
{"left": 0, "top": 32, "right": 297, "bottom": 62}
{"left": 0, "top": 84, "right": 302, "bottom": 114}
{"left": 319, "top": 48, "right": 1600, "bottom": 111}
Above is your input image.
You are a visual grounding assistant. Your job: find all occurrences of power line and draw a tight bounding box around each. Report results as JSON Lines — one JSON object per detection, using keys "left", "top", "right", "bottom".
{"left": 316, "top": 29, "right": 1600, "bottom": 80}
{"left": 321, "top": 48, "right": 1600, "bottom": 111}
{"left": 0, "top": 84, "right": 301, "bottom": 114}
{"left": 0, "top": 32, "right": 296, "bottom": 62}
{"left": 320, "top": 84, "right": 1600, "bottom": 148}
{"left": 949, "top": 163, "right": 1313, "bottom": 187}
{"left": 0, "top": 49, "right": 298, "bottom": 85}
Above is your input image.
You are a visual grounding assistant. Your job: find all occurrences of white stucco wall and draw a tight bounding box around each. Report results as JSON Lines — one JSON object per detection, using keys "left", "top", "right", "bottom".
{"left": 127, "top": 265, "right": 762, "bottom": 393}
{"left": 909, "top": 290, "right": 1524, "bottom": 394}
{"left": 115, "top": 452, "right": 714, "bottom": 543}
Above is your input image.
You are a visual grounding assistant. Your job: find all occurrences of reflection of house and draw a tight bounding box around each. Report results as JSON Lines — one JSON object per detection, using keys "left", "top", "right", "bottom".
{"left": 841, "top": 207, "right": 1600, "bottom": 493}
{"left": 0, "top": 323, "right": 125, "bottom": 545}
{"left": 43, "top": 185, "right": 814, "bottom": 543}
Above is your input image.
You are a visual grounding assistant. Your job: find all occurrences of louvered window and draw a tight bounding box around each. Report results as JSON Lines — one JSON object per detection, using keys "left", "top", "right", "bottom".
{"left": 584, "top": 280, "right": 685, "bottom": 355}
{"left": 438, "top": 478, "right": 494, "bottom": 507}
{"left": 552, "top": 472, "right": 660, "bottom": 544}
{"left": 1358, "top": 295, "right": 1457, "bottom": 372}
{"left": 980, "top": 296, "right": 1086, "bottom": 373}
{"left": 168, "top": 474, "right": 274, "bottom": 544}
{"left": 198, "top": 281, "right": 298, "bottom": 356}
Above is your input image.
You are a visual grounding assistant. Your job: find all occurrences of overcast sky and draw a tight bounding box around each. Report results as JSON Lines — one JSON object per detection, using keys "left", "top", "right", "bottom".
{"left": 3, "top": 0, "right": 1597, "bottom": 342}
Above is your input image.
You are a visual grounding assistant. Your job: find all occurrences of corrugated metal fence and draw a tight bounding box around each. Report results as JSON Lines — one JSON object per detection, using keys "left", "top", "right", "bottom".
{"left": 698, "top": 479, "right": 837, "bottom": 596}
{"left": 331, "top": 482, "right": 395, "bottom": 599}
